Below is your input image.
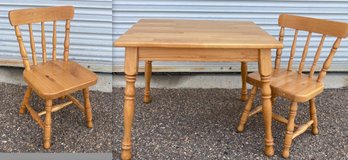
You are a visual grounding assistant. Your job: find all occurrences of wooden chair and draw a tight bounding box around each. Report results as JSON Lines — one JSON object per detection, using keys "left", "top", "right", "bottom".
{"left": 8, "top": 6, "right": 98, "bottom": 149}
{"left": 236, "top": 14, "right": 348, "bottom": 158}
{"left": 143, "top": 61, "right": 249, "bottom": 103}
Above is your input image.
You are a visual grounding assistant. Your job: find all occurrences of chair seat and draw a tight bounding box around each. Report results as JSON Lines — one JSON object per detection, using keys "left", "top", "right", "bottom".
{"left": 23, "top": 60, "right": 97, "bottom": 99}
{"left": 247, "top": 69, "right": 324, "bottom": 102}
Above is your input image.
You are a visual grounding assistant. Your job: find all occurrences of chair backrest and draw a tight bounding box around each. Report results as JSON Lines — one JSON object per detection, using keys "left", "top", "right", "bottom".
{"left": 8, "top": 6, "right": 74, "bottom": 70}
{"left": 275, "top": 14, "right": 348, "bottom": 82}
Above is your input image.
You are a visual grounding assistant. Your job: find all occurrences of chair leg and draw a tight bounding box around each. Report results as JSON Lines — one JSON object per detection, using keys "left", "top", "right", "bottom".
{"left": 83, "top": 88, "right": 93, "bottom": 128}
{"left": 59, "top": 96, "right": 66, "bottom": 100}
{"left": 237, "top": 86, "right": 257, "bottom": 132}
{"left": 309, "top": 98, "right": 319, "bottom": 135}
{"left": 271, "top": 92, "right": 276, "bottom": 105}
{"left": 282, "top": 102, "right": 298, "bottom": 158}
{"left": 144, "top": 61, "right": 152, "bottom": 104}
{"left": 44, "top": 99, "right": 52, "bottom": 149}
{"left": 240, "top": 62, "right": 248, "bottom": 101}
{"left": 19, "top": 87, "right": 32, "bottom": 115}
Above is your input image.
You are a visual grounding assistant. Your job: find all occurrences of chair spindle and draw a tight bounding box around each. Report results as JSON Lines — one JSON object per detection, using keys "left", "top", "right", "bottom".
{"left": 52, "top": 21, "right": 57, "bottom": 61}
{"left": 275, "top": 27, "right": 285, "bottom": 69}
{"left": 287, "top": 29, "right": 299, "bottom": 71}
{"left": 64, "top": 20, "right": 71, "bottom": 61}
{"left": 41, "top": 22, "right": 47, "bottom": 63}
{"left": 317, "top": 38, "right": 342, "bottom": 82}
{"left": 309, "top": 35, "right": 326, "bottom": 78}
{"left": 298, "top": 32, "right": 312, "bottom": 74}
{"left": 28, "top": 24, "right": 37, "bottom": 65}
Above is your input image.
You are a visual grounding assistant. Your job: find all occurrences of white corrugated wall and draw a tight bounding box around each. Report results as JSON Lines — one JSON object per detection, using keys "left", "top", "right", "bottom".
{"left": 1, "top": 1, "right": 348, "bottom": 73}
{"left": 113, "top": 0, "right": 348, "bottom": 72}
{"left": 0, "top": 0, "right": 112, "bottom": 72}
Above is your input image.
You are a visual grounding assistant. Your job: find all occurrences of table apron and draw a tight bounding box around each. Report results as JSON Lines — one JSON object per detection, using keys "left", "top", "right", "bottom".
{"left": 138, "top": 47, "right": 259, "bottom": 62}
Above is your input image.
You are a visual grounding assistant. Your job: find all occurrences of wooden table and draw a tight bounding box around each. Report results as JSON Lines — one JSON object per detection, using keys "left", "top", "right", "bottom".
{"left": 114, "top": 19, "right": 283, "bottom": 159}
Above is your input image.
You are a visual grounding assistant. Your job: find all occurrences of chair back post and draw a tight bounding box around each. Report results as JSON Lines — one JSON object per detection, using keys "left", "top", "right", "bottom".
{"left": 8, "top": 6, "right": 74, "bottom": 66}
{"left": 317, "top": 38, "right": 342, "bottom": 82}
{"left": 14, "top": 26, "right": 31, "bottom": 70}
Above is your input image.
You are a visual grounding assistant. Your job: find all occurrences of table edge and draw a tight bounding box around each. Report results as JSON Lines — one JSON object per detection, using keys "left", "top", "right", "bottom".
{"left": 114, "top": 41, "right": 284, "bottom": 49}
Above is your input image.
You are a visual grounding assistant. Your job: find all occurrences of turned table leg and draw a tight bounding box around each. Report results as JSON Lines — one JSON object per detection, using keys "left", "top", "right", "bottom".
{"left": 144, "top": 61, "right": 152, "bottom": 104}
{"left": 241, "top": 62, "right": 248, "bottom": 101}
{"left": 122, "top": 47, "right": 138, "bottom": 160}
{"left": 258, "top": 49, "right": 274, "bottom": 157}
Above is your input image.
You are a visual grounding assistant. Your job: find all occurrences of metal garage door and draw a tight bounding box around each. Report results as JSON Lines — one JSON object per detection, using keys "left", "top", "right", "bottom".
{"left": 0, "top": 0, "right": 112, "bottom": 72}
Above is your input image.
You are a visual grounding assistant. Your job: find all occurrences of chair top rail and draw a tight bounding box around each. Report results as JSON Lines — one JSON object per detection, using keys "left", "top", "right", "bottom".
{"left": 9, "top": 6, "right": 74, "bottom": 26}
{"left": 278, "top": 14, "right": 348, "bottom": 38}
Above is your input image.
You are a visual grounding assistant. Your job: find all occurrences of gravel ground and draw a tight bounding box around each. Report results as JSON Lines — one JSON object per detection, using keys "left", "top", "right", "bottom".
{"left": 1, "top": 82, "right": 347, "bottom": 159}
{"left": 0, "top": 82, "right": 115, "bottom": 153}
{"left": 114, "top": 87, "right": 348, "bottom": 159}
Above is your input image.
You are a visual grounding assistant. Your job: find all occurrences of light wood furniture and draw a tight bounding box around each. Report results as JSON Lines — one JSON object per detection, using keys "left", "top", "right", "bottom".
{"left": 9, "top": 6, "right": 98, "bottom": 149}
{"left": 115, "top": 19, "right": 282, "bottom": 159}
{"left": 237, "top": 14, "right": 348, "bottom": 158}
{"left": 143, "top": 61, "right": 249, "bottom": 103}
